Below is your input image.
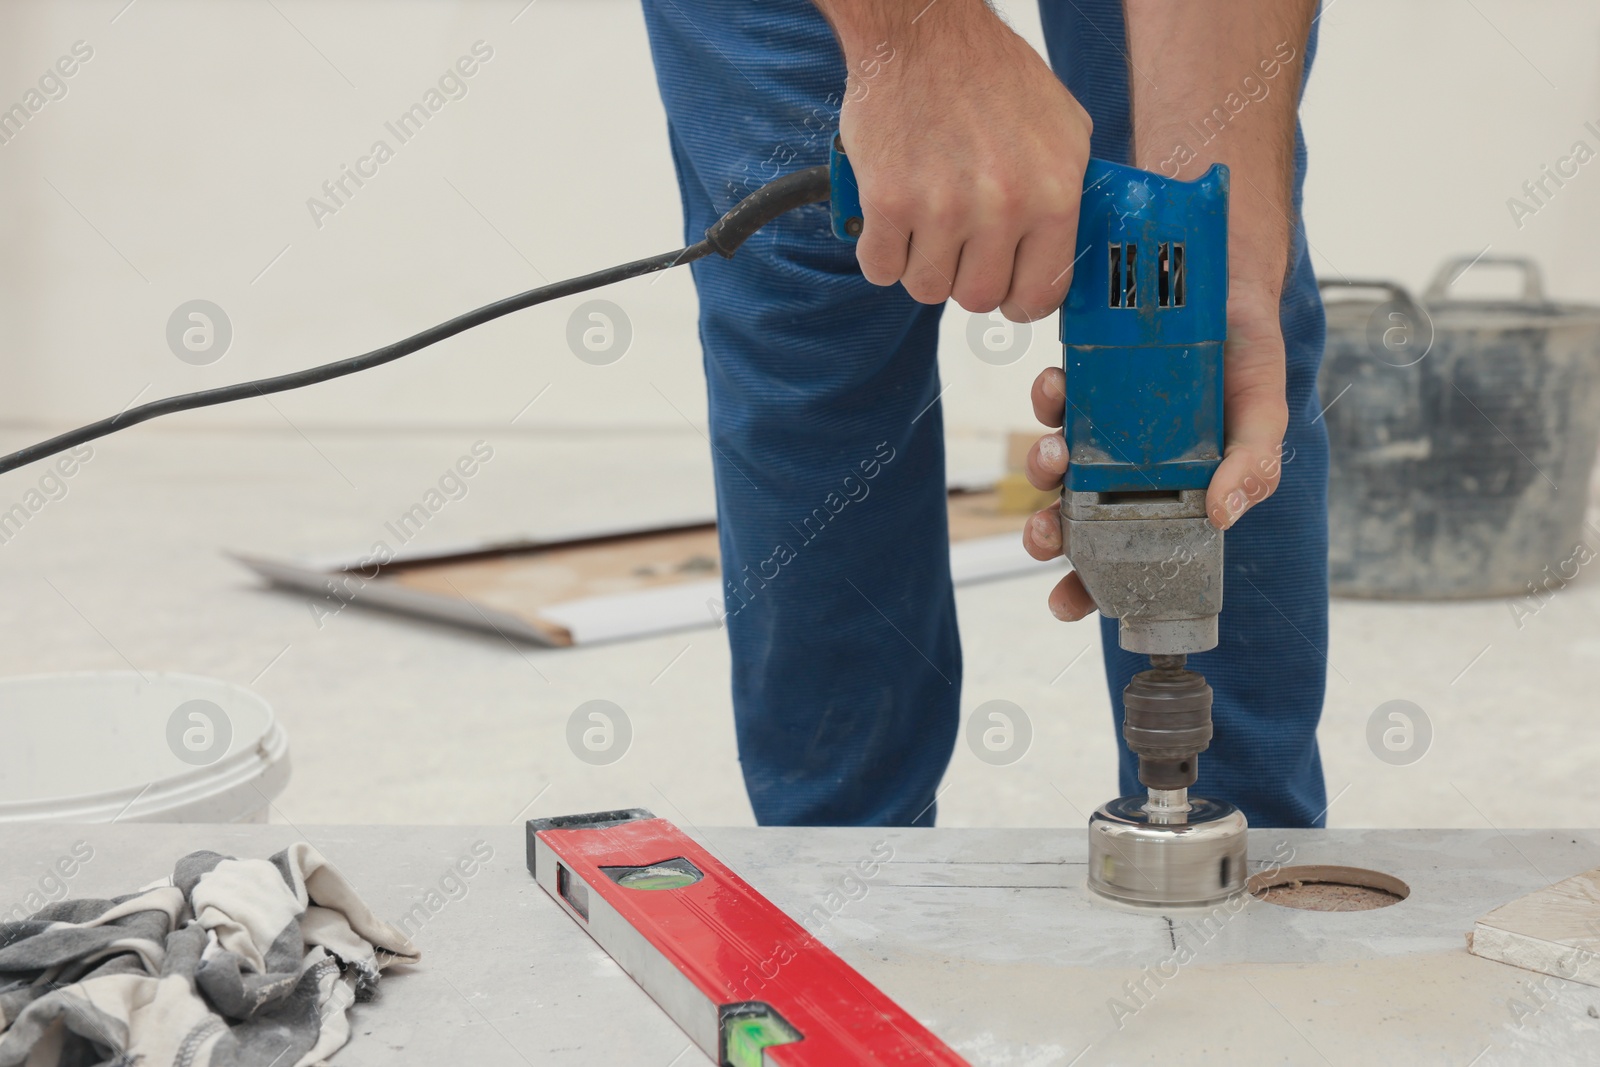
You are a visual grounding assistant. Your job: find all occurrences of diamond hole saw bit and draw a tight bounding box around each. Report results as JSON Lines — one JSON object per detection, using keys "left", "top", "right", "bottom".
{"left": 1060, "top": 159, "right": 1248, "bottom": 907}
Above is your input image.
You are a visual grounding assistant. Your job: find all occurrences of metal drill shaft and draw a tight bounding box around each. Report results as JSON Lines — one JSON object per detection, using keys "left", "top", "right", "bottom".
{"left": 1144, "top": 787, "right": 1191, "bottom": 824}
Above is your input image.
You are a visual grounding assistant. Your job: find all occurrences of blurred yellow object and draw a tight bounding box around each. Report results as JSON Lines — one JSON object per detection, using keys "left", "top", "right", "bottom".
{"left": 995, "top": 472, "right": 1058, "bottom": 515}
{"left": 1005, "top": 431, "right": 1037, "bottom": 473}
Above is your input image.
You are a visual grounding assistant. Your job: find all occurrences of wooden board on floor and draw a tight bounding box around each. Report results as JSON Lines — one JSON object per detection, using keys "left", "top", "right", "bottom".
{"left": 234, "top": 489, "right": 1059, "bottom": 647}
{"left": 392, "top": 489, "right": 1025, "bottom": 612}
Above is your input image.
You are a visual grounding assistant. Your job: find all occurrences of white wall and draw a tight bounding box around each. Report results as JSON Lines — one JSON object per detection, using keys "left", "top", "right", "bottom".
{"left": 0, "top": 0, "right": 1595, "bottom": 436}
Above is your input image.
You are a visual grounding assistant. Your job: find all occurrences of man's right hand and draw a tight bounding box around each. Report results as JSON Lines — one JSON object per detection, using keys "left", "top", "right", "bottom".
{"left": 817, "top": 0, "right": 1093, "bottom": 322}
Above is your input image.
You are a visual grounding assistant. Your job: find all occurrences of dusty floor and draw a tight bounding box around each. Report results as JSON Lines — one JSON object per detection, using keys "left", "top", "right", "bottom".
{"left": 0, "top": 424, "right": 1595, "bottom": 832}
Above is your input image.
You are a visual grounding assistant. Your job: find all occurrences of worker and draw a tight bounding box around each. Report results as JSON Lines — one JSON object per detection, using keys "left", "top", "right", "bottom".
{"left": 641, "top": 0, "right": 1327, "bottom": 829}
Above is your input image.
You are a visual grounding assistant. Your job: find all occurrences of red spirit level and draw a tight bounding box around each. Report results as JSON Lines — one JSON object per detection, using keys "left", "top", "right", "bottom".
{"left": 526, "top": 809, "right": 968, "bottom": 1065}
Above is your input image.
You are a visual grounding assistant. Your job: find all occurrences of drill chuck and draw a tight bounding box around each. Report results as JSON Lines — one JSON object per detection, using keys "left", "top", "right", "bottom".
{"left": 1121, "top": 655, "right": 1213, "bottom": 791}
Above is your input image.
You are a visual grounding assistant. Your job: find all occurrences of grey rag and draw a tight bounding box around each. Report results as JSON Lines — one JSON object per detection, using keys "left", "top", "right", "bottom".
{"left": 0, "top": 843, "right": 419, "bottom": 1067}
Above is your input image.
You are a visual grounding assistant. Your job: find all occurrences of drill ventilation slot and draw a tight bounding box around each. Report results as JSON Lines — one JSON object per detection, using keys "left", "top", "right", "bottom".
{"left": 1158, "top": 242, "right": 1186, "bottom": 307}
{"left": 1096, "top": 489, "right": 1184, "bottom": 506}
{"left": 1109, "top": 243, "right": 1138, "bottom": 308}
{"left": 1109, "top": 241, "right": 1187, "bottom": 310}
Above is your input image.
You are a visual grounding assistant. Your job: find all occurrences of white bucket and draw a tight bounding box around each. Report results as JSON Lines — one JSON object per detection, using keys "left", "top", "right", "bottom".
{"left": 0, "top": 672, "right": 291, "bottom": 823}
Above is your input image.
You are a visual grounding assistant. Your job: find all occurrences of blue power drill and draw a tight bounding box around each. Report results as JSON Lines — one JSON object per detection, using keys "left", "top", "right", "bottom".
{"left": 831, "top": 139, "right": 1246, "bottom": 907}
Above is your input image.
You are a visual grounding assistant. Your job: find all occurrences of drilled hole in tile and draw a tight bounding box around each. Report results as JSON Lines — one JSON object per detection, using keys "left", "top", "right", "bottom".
{"left": 1248, "top": 864, "right": 1409, "bottom": 911}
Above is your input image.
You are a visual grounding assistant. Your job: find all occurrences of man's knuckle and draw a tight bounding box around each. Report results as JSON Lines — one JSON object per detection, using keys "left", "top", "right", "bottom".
{"left": 868, "top": 189, "right": 911, "bottom": 224}
{"left": 926, "top": 200, "right": 964, "bottom": 230}
{"left": 856, "top": 251, "right": 898, "bottom": 286}
{"left": 957, "top": 277, "right": 1007, "bottom": 313}
{"left": 992, "top": 189, "right": 1030, "bottom": 228}
{"left": 903, "top": 274, "right": 949, "bottom": 304}
{"left": 1011, "top": 283, "right": 1061, "bottom": 318}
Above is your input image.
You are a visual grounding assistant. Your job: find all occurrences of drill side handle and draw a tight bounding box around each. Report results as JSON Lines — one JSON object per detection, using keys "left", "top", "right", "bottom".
{"left": 829, "top": 135, "right": 864, "bottom": 241}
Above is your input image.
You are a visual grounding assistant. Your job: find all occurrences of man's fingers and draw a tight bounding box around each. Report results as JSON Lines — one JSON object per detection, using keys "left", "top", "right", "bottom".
{"left": 1022, "top": 504, "right": 1062, "bottom": 560}
{"left": 1025, "top": 432, "right": 1067, "bottom": 491}
{"left": 999, "top": 209, "right": 1080, "bottom": 322}
{"left": 1048, "top": 570, "right": 1097, "bottom": 622}
{"left": 898, "top": 222, "right": 963, "bottom": 304}
{"left": 951, "top": 230, "right": 1020, "bottom": 314}
{"left": 1207, "top": 438, "right": 1289, "bottom": 529}
{"left": 854, "top": 190, "right": 910, "bottom": 288}
{"left": 1021, "top": 509, "right": 1096, "bottom": 621}
{"left": 1207, "top": 335, "right": 1290, "bottom": 528}
{"left": 1030, "top": 367, "right": 1065, "bottom": 428}
{"left": 1206, "top": 373, "right": 1288, "bottom": 528}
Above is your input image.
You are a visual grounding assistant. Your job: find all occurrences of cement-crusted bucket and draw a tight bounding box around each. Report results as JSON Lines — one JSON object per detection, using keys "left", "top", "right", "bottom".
{"left": 1318, "top": 256, "right": 1600, "bottom": 598}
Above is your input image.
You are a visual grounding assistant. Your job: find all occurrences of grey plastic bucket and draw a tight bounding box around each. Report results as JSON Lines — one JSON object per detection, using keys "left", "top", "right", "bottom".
{"left": 0, "top": 672, "right": 291, "bottom": 823}
{"left": 1318, "top": 256, "right": 1600, "bottom": 599}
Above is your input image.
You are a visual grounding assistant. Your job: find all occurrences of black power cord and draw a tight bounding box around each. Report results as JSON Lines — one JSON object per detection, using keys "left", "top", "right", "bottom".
{"left": 0, "top": 165, "right": 833, "bottom": 477}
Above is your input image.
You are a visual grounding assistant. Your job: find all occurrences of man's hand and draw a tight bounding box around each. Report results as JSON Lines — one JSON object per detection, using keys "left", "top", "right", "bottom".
{"left": 1017, "top": 294, "right": 1292, "bottom": 621}
{"left": 815, "top": 0, "right": 1092, "bottom": 321}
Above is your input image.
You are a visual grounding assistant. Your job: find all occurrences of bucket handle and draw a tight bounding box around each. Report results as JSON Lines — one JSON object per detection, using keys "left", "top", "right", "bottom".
{"left": 1423, "top": 255, "right": 1546, "bottom": 304}
{"left": 1318, "top": 278, "right": 1418, "bottom": 307}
